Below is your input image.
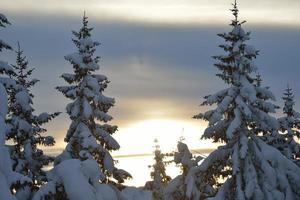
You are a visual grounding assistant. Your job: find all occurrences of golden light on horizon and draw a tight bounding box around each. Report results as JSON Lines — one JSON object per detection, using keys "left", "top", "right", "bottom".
{"left": 41, "top": 118, "right": 214, "bottom": 186}
{"left": 113, "top": 118, "right": 213, "bottom": 186}
{"left": 42, "top": 118, "right": 213, "bottom": 155}
{"left": 114, "top": 118, "right": 214, "bottom": 155}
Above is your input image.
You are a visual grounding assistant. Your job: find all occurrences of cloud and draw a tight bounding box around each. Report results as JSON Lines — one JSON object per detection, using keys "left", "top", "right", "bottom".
{"left": 2, "top": 0, "right": 300, "bottom": 26}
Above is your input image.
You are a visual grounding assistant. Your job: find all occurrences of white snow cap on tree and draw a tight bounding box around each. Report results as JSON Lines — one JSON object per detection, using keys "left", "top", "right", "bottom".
{"left": 145, "top": 139, "right": 171, "bottom": 200}
{"left": 268, "top": 85, "right": 300, "bottom": 163}
{"left": 0, "top": 14, "right": 31, "bottom": 200}
{"left": 192, "top": 1, "right": 300, "bottom": 199}
{"left": 5, "top": 43, "right": 60, "bottom": 198}
{"left": 165, "top": 140, "right": 204, "bottom": 200}
{"left": 279, "top": 85, "right": 300, "bottom": 138}
{"left": 54, "top": 11, "right": 130, "bottom": 191}
{"left": 33, "top": 159, "right": 126, "bottom": 200}
{"left": 0, "top": 84, "right": 29, "bottom": 200}
{"left": 0, "top": 13, "right": 12, "bottom": 54}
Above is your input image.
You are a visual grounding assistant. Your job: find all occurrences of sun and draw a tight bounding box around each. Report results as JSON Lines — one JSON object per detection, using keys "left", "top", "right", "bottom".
{"left": 113, "top": 118, "right": 214, "bottom": 186}
{"left": 114, "top": 118, "right": 213, "bottom": 156}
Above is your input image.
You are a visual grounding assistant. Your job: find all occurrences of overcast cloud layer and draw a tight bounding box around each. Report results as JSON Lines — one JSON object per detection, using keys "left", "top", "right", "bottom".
{"left": 2, "top": 0, "right": 300, "bottom": 25}
{"left": 1, "top": 1, "right": 300, "bottom": 150}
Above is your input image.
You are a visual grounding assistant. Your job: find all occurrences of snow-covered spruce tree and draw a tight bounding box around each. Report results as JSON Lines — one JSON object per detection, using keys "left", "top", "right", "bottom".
{"left": 145, "top": 139, "right": 171, "bottom": 200}
{"left": 191, "top": 1, "right": 300, "bottom": 199}
{"left": 55, "top": 13, "right": 131, "bottom": 184}
{"left": 0, "top": 14, "right": 12, "bottom": 52}
{"left": 254, "top": 73, "right": 262, "bottom": 87}
{"left": 33, "top": 158, "right": 127, "bottom": 200}
{"left": 0, "top": 14, "right": 14, "bottom": 86}
{"left": 5, "top": 43, "right": 60, "bottom": 197}
{"left": 0, "top": 13, "right": 31, "bottom": 200}
{"left": 0, "top": 79, "right": 31, "bottom": 200}
{"left": 165, "top": 140, "right": 203, "bottom": 200}
{"left": 269, "top": 86, "right": 300, "bottom": 164}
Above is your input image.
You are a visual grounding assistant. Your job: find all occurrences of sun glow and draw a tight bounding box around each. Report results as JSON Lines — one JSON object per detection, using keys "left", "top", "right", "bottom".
{"left": 113, "top": 118, "right": 214, "bottom": 186}
{"left": 114, "top": 118, "right": 213, "bottom": 156}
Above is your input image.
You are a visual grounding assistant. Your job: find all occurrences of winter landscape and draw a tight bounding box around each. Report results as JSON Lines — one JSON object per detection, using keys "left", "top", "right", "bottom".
{"left": 1, "top": 0, "right": 300, "bottom": 199}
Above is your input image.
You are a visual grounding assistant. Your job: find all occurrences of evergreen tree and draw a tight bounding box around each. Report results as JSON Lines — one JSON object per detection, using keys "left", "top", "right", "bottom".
{"left": 55, "top": 12, "right": 131, "bottom": 185}
{"left": 165, "top": 140, "right": 203, "bottom": 200}
{"left": 5, "top": 43, "right": 60, "bottom": 197}
{"left": 269, "top": 86, "right": 300, "bottom": 164}
{"left": 33, "top": 158, "right": 125, "bottom": 200}
{"left": 0, "top": 14, "right": 14, "bottom": 84}
{"left": 0, "top": 14, "right": 12, "bottom": 52}
{"left": 145, "top": 139, "right": 171, "bottom": 200}
{"left": 0, "top": 13, "right": 31, "bottom": 200}
{"left": 192, "top": 1, "right": 300, "bottom": 199}
{"left": 254, "top": 73, "right": 262, "bottom": 87}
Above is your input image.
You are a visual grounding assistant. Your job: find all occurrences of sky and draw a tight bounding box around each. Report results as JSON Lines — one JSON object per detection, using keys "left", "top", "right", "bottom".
{"left": 1, "top": 0, "right": 300, "bottom": 185}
